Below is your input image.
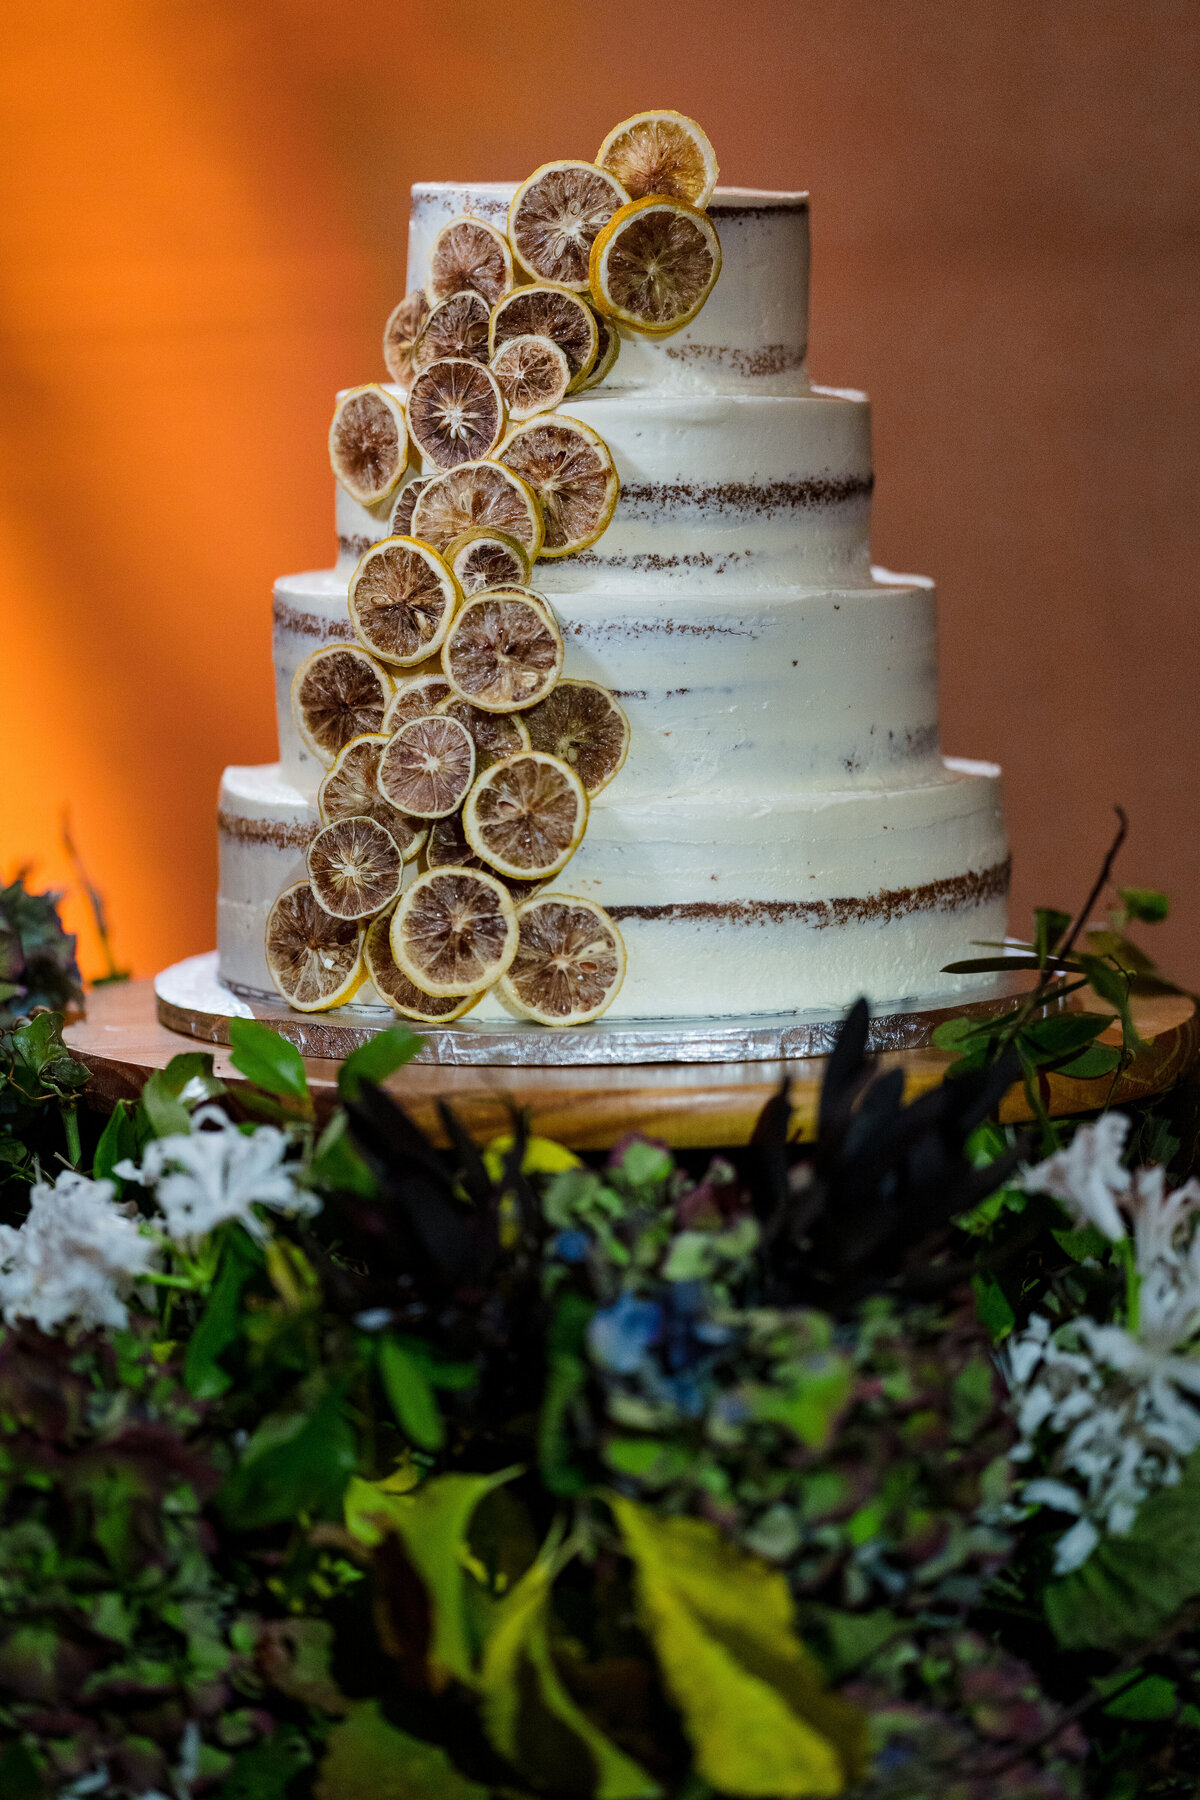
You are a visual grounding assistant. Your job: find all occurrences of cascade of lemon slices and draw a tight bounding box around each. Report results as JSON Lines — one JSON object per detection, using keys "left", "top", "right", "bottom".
{"left": 275, "top": 110, "right": 722, "bottom": 1024}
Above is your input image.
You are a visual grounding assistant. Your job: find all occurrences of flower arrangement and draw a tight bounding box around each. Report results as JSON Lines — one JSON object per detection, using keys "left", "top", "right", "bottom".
{"left": 2, "top": 871, "right": 1200, "bottom": 1798}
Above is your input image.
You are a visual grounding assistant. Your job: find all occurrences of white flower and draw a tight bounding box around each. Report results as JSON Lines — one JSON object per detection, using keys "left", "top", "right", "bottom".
{"left": 0, "top": 1169, "right": 157, "bottom": 1335}
{"left": 1019, "top": 1112, "right": 1132, "bottom": 1241}
{"left": 118, "top": 1105, "right": 319, "bottom": 1244}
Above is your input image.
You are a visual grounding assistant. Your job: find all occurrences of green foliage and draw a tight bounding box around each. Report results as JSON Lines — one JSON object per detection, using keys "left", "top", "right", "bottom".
{"left": 0, "top": 876, "right": 83, "bottom": 1028}
{"left": 228, "top": 1017, "right": 313, "bottom": 1116}
{"left": 0, "top": 1010, "right": 90, "bottom": 1183}
{"left": 316, "top": 1703, "right": 487, "bottom": 1800}
{"left": 337, "top": 1023, "right": 420, "bottom": 1102}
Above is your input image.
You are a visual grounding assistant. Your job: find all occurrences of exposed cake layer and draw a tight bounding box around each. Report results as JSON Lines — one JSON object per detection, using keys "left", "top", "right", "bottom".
{"left": 406, "top": 184, "right": 810, "bottom": 397}
{"left": 217, "top": 758, "right": 1008, "bottom": 1020}
{"left": 272, "top": 568, "right": 942, "bottom": 798}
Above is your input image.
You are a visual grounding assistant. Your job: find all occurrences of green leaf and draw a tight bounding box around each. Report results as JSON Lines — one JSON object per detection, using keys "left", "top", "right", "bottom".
{"left": 92, "top": 1099, "right": 144, "bottom": 1181}
{"left": 308, "top": 1110, "right": 377, "bottom": 1197}
{"left": 480, "top": 1542, "right": 661, "bottom": 1799}
{"left": 337, "top": 1024, "right": 420, "bottom": 1102}
{"left": 1051, "top": 1223, "right": 1111, "bottom": 1263}
{"left": 1056, "top": 1042, "right": 1123, "bottom": 1080}
{"left": 219, "top": 1380, "right": 358, "bottom": 1529}
{"left": 751, "top": 1354, "right": 852, "bottom": 1449}
{"left": 1119, "top": 887, "right": 1169, "bottom": 925}
{"left": 316, "top": 1703, "right": 487, "bottom": 1800}
{"left": 378, "top": 1335, "right": 445, "bottom": 1452}
{"left": 228, "top": 1017, "right": 312, "bottom": 1110}
{"left": 539, "top": 1292, "right": 593, "bottom": 1498}
{"left": 1034, "top": 907, "right": 1073, "bottom": 963}
{"left": 214, "top": 1729, "right": 311, "bottom": 1800}
{"left": 139, "top": 1068, "right": 192, "bottom": 1138}
{"left": 1103, "top": 1673, "right": 1177, "bottom": 1721}
{"left": 185, "top": 1228, "right": 264, "bottom": 1399}
{"left": 611, "top": 1495, "right": 867, "bottom": 1797}
{"left": 1077, "top": 954, "right": 1146, "bottom": 1057}
{"left": 1018, "top": 1011, "right": 1112, "bottom": 1069}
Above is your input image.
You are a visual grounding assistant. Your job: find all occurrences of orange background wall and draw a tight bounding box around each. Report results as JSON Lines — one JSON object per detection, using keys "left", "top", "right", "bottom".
{"left": 2, "top": 0, "right": 1197, "bottom": 983}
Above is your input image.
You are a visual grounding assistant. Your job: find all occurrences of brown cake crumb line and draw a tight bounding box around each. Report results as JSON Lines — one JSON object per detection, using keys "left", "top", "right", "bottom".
{"left": 708, "top": 199, "right": 810, "bottom": 219}
{"left": 273, "top": 597, "right": 354, "bottom": 640}
{"left": 662, "top": 342, "right": 808, "bottom": 377}
{"left": 219, "top": 810, "right": 317, "bottom": 850}
{"left": 618, "top": 476, "right": 874, "bottom": 517}
{"left": 608, "top": 859, "right": 1011, "bottom": 930}
{"left": 338, "top": 533, "right": 375, "bottom": 560}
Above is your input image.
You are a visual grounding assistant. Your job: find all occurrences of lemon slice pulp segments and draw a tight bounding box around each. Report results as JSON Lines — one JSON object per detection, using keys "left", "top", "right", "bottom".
{"left": 507, "top": 161, "right": 630, "bottom": 291}
{"left": 329, "top": 385, "right": 409, "bottom": 506}
{"left": 317, "top": 734, "right": 427, "bottom": 861}
{"left": 389, "top": 476, "right": 430, "bottom": 540}
{"left": 411, "top": 460, "right": 545, "bottom": 563}
{"left": 427, "top": 215, "right": 514, "bottom": 307}
{"left": 390, "top": 866, "right": 518, "bottom": 996}
{"left": 489, "top": 285, "right": 598, "bottom": 390}
{"left": 489, "top": 333, "right": 572, "bottom": 422}
{"left": 307, "top": 816, "right": 404, "bottom": 921}
{"left": 499, "top": 894, "right": 626, "bottom": 1025}
{"left": 445, "top": 525, "right": 531, "bottom": 595}
{"left": 348, "top": 537, "right": 461, "bottom": 669}
{"left": 291, "top": 644, "right": 393, "bottom": 768}
{"left": 577, "top": 309, "right": 619, "bottom": 390}
{"left": 596, "top": 110, "right": 719, "bottom": 208}
{"left": 523, "top": 679, "right": 630, "bottom": 795}
{"left": 412, "top": 289, "right": 491, "bottom": 373}
{"left": 382, "top": 291, "right": 430, "bottom": 390}
{"left": 442, "top": 592, "right": 564, "bottom": 713}
{"left": 463, "top": 751, "right": 587, "bottom": 881}
{"left": 407, "top": 358, "right": 506, "bottom": 472}
{"left": 382, "top": 672, "right": 453, "bottom": 733}
{"left": 265, "top": 881, "right": 365, "bottom": 1012}
{"left": 377, "top": 714, "right": 476, "bottom": 819}
{"left": 364, "top": 906, "right": 478, "bottom": 1021}
{"left": 590, "top": 197, "right": 722, "bottom": 337}
{"left": 436, "top": 694, "right": 531, "bottom": 765}
{"left": 497, "top": 415, "right": 619, "bottom": 558}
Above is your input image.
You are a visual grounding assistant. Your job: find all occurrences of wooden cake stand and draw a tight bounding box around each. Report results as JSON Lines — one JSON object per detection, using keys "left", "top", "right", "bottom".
{"left": 65, "top": 972, "right": 1199, "bottom": 1151}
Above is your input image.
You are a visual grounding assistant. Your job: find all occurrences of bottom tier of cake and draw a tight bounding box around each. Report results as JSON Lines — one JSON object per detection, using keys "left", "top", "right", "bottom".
{"left": 215, "top": 758, "right": 1008, "bottom": 1022}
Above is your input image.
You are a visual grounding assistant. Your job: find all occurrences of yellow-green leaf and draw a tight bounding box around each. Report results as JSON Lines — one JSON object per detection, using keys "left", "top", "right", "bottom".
{"left": 316, "top": 1701, "right": 487, "bottom": 1800}
{"left": 482, "top": 1132, "right": 583, "bottom": 1183}
{"left": 612, "top": 1497, "right": 866, "bottom": 1798}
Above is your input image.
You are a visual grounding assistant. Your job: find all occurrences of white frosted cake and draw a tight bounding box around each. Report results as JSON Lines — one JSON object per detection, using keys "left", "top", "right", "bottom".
{"left": 216, "top": 182, "right": 1008, "bottom": 1023}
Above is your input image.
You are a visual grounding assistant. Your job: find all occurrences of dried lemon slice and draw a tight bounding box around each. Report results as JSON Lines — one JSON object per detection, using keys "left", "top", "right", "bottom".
{"left": 391, "top": 866, "right": 517, "bottom": 996}
{"left": 462, "top": 751, "right": 587, "bottom": 881}
{"left": 445, "top": 525, "right": 531, "bottom": 595}
{"left": 382, "top": 672, "right": 453, "bottom": 733}
{"left": 266, "top": 881, "right": 365, "bottom": 1012}
{"left": 523, "top": 679, "right": 630, "bottom": 795}
{"left": 411, "top": 459, "right": 544, "bottom": 563}
{"left": 292, "top": 644, "right": 393, "bottom": 767}
{"left": 596, "top": 110, "right": 719, "bottom": 208}
{"left": 442, "top": 592, "right": 564, "bottom": 713}
{"left": 377, "top": 714, "right": 475, "bottom": 819}
{"left": 348, "top": 537, "right": 461, "bottom": 669}
{"left": 590, "top": 197, "right": 721, "bottom": 336}
{"left": 329, "top": 384, "right": 408, "bottom": 506}
{"left": 407, "top": 358, "right": 506, "bottom": 473}
{"left": 389, "top": 476, "right": 429, "bottom": 540}
{"left": 382, "top": 291, "right": 430, "bottom": 390}
{"left": 577, "top": 310, "right": 619, "bottom": 390}
{"left": 489, "top": 333, "right": 572, "bottom": 421}
{"left": 489, "top": 285, "right": 598, "bottom": 390}
{"left": 508, "top": 161, "right": 630, "bottom": 291}
{"left": 436, "top": 694, "right": 530, "bottom": 765}
{"left": 307, "top": 816, "right": 404, "bottom": 920}
{"left": 427, "top": 215, "right": 513, "bottom": 307}
{"left": 497, "top": 416, "right": 619, "bottom": 558}
{"left": 412, "top": 289, "right": 491, "bottom": 373}
{"left": 364, "top": 906, "right": 478, "bottom": 1020}
{"left": 317, "top": 734, "right": 426, "bottom": 861}
{"left": 498, "top": 894, "right": 625, "bottom": 1025}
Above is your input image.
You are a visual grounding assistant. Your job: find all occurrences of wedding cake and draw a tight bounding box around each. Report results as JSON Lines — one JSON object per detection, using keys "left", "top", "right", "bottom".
{"left": 216, "top": 124, "right": 1007, "bottom": 1027}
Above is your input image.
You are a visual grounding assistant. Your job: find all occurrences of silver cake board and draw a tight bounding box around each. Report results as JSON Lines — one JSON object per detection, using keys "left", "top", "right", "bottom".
{"left": 155, "top": 951, "right": 1041, "bottom": 1068}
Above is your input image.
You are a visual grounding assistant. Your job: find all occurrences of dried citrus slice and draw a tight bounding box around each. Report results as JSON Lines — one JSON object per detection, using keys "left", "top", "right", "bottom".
{"left": 445, "top": 525, "right": 531, "bottom": 595}
{"left": 377, "top": 714, "right": 475, "bottom": 819}
{"left": 348, "top": 537, "right": 460, "bottom": 669}
{"left": 307, "top": 816, "right": 404, "bottom": 921}
{"left": 266, "top": 881, "right": 365, "bottom": 1012}
{"left": 577, "top": 310, "right": 619, "bottom": 390}
{"left": 523, "top": 679, "right": 630, "bottom": 795}
{"left": 596, "top": 110, "right": 719, "bottom": 209}
{"left": 436, "top": 694, "right": 530, "bottom": 765}
{"left": 329, "top": 385, "right": 408, "bottom": 506}
{"left": 292, "top": 644, "right": 393, "bottom": 767}
{"left": 391, "top": 866, "right": 517, "bottom": 996}
{"left": 462, "top": 751, "right": 587, "bottom": 881}
{"left": 406, "top": 358, "right": 506, "bottom": 473}
{"left": 489, "top": 334, "right": 572, "bottom": 421}
{"left": 508, "top": 161, "right": 630, "bottom": 291}
{"left": 382, "top": 291, "right": 430, "bottom": 390}
{"left": 442, "top": 592, "right": 564, "bottom": 713}
{"left": 364, "top": 906, "right": 478, "bottom": 1021}
{"left": 411, "top": 459, "right": 544, "bottom": 563}
{"left": 590, "top": 197, "right": 721, "bottom": 336}
{"left": 497, "top": 416, "right": 619, "bottom": 557}
{"left": 489, "top": 285, "right": 598, "bottom": 389}
{"left": 427, "top": 215, "right": 514, "bottom": 307}
{"left": 317, "top": 734, "right": 426, "bottom": 861}
{"left": 424, "top": 813, "right": 537, "bottom": 895}
{"left": 389, "top": 476, "right": 429, "bottom": 539}
{"left": 382, "top": 672, "right": 453, "bottom": 733}
{"left": 498, "top": 894, "right": 625, "bottom": 1025}
{"left": 412, "top": 289, "right": 491, "bottom": 373}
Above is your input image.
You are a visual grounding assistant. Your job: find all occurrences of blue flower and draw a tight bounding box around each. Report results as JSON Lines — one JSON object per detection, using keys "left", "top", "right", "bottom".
{"left": 552, "top": 1228, "right": 591, "bottom": 1264}
{"left": 588, "top": 1292, "right": 663, "bottom": 1374}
